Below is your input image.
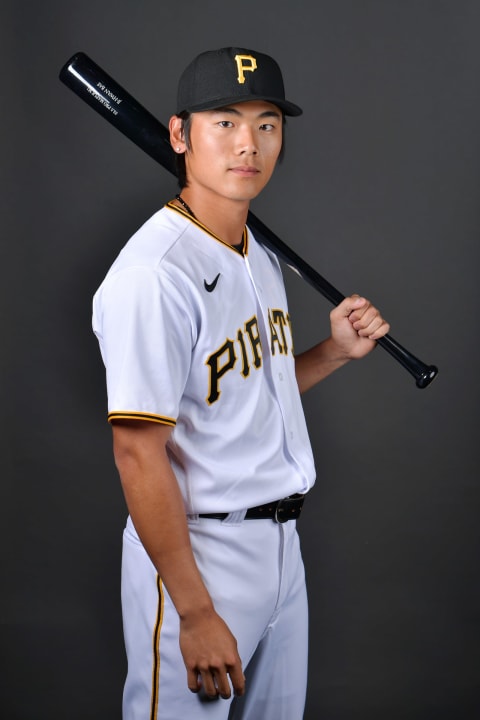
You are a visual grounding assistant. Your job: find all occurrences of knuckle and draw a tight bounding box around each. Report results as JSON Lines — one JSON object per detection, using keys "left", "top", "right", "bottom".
{"left": 209, "top": 656, "right": 222, "bottom": 672}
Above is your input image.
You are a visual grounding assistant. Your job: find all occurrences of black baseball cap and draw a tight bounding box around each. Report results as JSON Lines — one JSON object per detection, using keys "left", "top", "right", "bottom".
{"left": 176, "top": 47, "right": 302, "bottom": 117}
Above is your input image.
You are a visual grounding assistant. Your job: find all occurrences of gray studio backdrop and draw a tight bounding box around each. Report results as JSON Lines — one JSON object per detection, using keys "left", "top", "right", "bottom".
{"left": 3, "top": 1, "right": 479, "bottom": 718}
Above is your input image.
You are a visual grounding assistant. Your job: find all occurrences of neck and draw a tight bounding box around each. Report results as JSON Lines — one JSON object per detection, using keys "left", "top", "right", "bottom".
{"left": 178, "top": 189, "right": 249, "bottom": 246}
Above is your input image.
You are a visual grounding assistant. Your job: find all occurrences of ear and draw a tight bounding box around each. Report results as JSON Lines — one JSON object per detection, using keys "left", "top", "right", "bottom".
{"left": 169, "top": 115, "right": 186, "bottom": 153}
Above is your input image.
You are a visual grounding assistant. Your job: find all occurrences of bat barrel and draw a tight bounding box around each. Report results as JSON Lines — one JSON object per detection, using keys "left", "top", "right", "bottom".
{"left": 59, "top": 52, "right": 176, "bottom": 175}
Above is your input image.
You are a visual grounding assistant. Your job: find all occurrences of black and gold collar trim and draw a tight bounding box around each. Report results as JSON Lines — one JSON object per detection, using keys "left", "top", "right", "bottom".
{"left": 166, "top": 201, "right": 248, "bottom": 256}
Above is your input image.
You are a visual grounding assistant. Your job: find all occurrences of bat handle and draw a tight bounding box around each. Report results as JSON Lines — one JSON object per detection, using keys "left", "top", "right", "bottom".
{"left": 377, "top": 334, "right": 438, "bottom": 388}
{"left": 247, "top": 211, "right": 438, "bottom": 388}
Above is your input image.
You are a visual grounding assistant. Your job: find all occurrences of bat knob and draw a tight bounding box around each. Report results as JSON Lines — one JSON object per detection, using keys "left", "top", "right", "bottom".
{"left": 415, "top": 365, "right": 439, "bottom": 389}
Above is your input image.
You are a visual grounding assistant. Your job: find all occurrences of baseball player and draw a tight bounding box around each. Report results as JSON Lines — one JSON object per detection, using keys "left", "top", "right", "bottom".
{"left": 92, "top": 47, "right": 390, "bottom": 720}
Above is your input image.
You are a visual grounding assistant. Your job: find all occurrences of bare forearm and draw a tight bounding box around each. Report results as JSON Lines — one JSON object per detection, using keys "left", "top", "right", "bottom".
{"left": 113, "top": 423, "right": 212, "bottom": 617}
{"left": 295, "top": 337, "right": 350, "bottom": 393}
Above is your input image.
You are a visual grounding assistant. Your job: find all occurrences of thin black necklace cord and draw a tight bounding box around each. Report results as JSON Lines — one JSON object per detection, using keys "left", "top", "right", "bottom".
{"left": 174, "top": 193, "right": 245, "bottom": 254}
{"left": 175, "top": 194, "right": 196, "bottom": 218}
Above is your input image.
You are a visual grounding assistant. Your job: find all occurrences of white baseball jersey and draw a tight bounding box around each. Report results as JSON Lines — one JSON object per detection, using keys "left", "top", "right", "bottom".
{"left": 92, "top": 202, "right": 316, "bottom": 513}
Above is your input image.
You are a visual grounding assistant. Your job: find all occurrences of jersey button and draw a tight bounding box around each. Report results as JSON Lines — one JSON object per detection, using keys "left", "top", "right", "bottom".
{"left": 278, "top": 372, "right": 284, "bottom": 381}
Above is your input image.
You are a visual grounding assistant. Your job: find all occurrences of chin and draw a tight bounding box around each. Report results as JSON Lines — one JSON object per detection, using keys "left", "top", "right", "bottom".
{"left": 226, "top": 181, "right": 269, "bottom": 202}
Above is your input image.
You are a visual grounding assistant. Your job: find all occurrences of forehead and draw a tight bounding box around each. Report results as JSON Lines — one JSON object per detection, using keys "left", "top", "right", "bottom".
{"left": 201, "top": 99, "right": 283, "bottom": 117}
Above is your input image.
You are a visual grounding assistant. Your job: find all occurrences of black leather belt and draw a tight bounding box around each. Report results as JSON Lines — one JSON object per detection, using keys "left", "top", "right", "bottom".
{"left": 199, "top": 494, "right": 305, "bottom": 524}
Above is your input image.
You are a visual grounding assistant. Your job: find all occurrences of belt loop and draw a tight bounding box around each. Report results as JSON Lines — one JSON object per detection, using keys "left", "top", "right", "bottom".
{"left": 221, "top": 509, "right": 247, "bottom": 524}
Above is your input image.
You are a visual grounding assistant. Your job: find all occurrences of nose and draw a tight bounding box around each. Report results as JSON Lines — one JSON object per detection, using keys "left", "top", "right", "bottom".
{"left": 236, "top": 124, "right": 258, "bottom": 155}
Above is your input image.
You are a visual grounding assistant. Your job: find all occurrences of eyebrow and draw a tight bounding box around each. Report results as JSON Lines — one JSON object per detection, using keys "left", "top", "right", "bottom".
{"left": 210, "top": 106, "right": 282, "bottom": 119}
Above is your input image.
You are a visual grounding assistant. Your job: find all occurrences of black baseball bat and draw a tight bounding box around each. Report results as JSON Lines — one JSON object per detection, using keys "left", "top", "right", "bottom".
{"left": 59, "top": 52, "right": 438, "bottom": 389}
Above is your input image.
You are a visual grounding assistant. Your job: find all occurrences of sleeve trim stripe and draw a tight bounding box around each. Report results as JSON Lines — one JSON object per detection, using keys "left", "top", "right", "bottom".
{"left": 107, "top": 411, "right": 176, "bottom": 426}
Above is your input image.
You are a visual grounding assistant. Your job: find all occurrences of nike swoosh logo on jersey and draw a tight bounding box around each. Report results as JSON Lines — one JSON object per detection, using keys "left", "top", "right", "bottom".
{"left": 204, "top": 273, "right": 221, "bottom": 292}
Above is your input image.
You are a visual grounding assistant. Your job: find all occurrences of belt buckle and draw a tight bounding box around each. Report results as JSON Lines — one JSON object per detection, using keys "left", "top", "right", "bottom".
{"left": 274, "top": 494, "right": 305, "bottom": 523}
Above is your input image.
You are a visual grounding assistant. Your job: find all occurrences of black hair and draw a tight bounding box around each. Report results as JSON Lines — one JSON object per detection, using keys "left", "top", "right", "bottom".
{"left": 174, "top": 110, "right": 286, "bottom": 190}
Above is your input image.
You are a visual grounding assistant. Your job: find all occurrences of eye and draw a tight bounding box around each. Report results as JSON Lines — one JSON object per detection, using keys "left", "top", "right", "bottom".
{"left": 217, "top": 120, "right": 234, "bottom": 128}
{"left": 259, "top": 123, "right": 275, "bottom": 132}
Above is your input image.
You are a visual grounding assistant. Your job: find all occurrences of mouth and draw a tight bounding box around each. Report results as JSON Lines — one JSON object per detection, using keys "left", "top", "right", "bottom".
{"left": 229, "top": 166, "right": 261, "bottom": 177}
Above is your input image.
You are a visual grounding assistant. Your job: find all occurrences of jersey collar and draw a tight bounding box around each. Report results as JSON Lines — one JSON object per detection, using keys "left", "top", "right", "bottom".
{"left": 166, "top": 201, "right": 248, "bottom": 256}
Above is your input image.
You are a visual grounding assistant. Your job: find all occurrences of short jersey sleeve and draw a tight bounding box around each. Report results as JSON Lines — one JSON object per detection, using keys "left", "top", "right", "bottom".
{"left": 93, "top": 264, "right": 195, "bottom": 425}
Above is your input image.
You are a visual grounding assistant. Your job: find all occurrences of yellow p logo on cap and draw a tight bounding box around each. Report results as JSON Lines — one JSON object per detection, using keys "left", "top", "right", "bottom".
{"left": 234, "top": 54, "right": 257, "bottom": 84}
